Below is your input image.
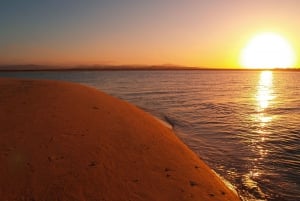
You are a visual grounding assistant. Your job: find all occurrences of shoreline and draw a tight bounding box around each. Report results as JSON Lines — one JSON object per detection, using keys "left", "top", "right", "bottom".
{"left": 150, "top": 113, "right": 240, "bottom": 198}
{"left": 0, "top": 77, "right": 241, "bottom": 200}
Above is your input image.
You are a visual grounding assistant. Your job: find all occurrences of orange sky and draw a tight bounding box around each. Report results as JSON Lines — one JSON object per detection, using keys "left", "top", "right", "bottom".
{"left": 1, "top": 1, "right": 300, "bottom": 68}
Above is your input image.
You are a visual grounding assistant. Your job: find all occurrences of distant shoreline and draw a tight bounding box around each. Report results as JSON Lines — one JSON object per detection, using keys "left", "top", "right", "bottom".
{"left": 0, "top": 65, "right": 299, "bottom": 72}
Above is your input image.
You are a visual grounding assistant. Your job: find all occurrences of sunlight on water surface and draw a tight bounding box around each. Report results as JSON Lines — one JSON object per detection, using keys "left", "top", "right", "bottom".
{"left": 244, "top": 71, "right": 275, "bottom": 200}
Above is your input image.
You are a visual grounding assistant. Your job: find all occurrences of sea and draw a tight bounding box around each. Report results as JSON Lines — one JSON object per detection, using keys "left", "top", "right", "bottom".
{"left": 0, "top": 70, "right": 299, "bottom": 201}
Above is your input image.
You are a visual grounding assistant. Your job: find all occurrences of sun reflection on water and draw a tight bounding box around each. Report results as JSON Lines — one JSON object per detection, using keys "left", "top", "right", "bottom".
{"left": 244, "top": 71, "right": 276, "bottom": 200}
{"left": 257, "top": 71, "right": 274, "bottom": 111}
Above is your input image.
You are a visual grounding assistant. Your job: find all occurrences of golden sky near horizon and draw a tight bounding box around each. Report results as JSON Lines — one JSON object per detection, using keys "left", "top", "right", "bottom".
{"left": 1, "top": 1, "right": 300, "bottom": 68}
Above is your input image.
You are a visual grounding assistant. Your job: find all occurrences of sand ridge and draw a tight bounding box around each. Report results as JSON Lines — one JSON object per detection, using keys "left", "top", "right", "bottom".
{"left": 0, "top": 78, "right": 240, "bottom": 201}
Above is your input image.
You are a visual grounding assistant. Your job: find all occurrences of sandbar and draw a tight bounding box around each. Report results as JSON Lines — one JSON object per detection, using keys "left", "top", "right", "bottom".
{"left": 0, "top": 78, "right": 240, "bottom": 201}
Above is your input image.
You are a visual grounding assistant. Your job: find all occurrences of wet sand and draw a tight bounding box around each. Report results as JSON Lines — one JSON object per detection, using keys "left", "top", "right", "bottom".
{"left": 0, "top": 78, "right": 240, "bottom": 201}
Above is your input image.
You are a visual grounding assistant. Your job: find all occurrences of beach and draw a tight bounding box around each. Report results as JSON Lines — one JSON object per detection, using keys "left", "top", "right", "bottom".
{"left": 0, "top": 78, "right": 240, "bottom": 201}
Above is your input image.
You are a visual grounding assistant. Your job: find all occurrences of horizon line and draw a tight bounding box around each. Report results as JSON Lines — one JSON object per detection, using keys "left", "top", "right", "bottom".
{"left": 0, "top": 64, "right": 299, "bottom": 71}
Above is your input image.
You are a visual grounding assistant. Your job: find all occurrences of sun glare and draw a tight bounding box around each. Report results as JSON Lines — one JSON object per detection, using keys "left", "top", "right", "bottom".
{"left": 241, "top": 32, "right": 296, "bottom": 69}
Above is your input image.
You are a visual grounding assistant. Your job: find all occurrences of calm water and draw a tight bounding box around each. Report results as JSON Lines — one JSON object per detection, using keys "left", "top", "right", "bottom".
{"left": 1, "top": 70, "right": 299, "bottom": 201}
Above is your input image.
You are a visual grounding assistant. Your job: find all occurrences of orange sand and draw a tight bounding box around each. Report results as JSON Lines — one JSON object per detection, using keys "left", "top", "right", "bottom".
{"left": 0, "top": 78, "right": 240, "bottom": 201}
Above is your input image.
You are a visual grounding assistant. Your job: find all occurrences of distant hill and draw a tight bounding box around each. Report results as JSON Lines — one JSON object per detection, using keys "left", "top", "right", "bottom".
{"left": 0, "top": 64, "right": 202, "bottom": 71}
{"left": 0, "top": 64, "right": 299, "bottom": 71}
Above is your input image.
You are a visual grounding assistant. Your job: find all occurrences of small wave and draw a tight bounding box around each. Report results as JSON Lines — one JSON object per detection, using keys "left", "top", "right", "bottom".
{"left": 163, "top": 115, "right": 175, "bottom": 128}
{"left": 241, "top": 174, "right": 266, "bottom": 201}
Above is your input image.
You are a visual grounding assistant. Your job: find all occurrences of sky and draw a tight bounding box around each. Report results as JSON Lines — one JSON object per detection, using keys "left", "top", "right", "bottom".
{"left": 1, "top": 0, "right": 300, "bottom": 68}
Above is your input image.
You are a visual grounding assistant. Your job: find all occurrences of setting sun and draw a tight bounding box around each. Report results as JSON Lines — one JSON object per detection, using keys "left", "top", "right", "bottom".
{"left": 240, "top": 33, "right": 296, "bottom": 69}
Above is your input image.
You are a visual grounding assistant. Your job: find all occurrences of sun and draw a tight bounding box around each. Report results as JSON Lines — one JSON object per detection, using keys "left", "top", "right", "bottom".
{"left": 240, "top": 32, "right": 296, "bottom": 69}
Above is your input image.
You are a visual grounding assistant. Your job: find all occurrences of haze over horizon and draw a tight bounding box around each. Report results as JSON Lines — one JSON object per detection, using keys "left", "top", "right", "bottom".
{"left": 1, "top": 0, "right": 300, "bottom": 68}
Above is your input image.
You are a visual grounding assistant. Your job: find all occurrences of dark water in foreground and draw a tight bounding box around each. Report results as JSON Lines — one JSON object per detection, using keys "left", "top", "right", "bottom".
{"left": 1, "top": 70, "right": 299, "bottom": 201}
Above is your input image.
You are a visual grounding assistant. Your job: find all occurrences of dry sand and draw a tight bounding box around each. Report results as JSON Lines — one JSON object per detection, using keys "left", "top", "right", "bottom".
{"left": 0, "top": 78, "right": 240, "bottom": 201}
